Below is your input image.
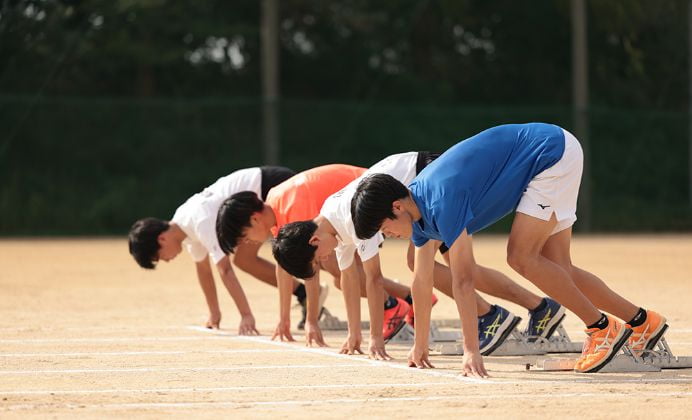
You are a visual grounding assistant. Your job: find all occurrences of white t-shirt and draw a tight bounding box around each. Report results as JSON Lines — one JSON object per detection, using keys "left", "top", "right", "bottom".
{"left": 172, "top": 168, "right": 262, "bottom": 264}
{"left": 320, "top": 152, "right": 419, "bottom": 270}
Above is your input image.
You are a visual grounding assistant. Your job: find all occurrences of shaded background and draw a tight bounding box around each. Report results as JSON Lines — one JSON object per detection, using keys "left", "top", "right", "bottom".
{"left": 0, "top": 0, "right": 690, "bottom": 235}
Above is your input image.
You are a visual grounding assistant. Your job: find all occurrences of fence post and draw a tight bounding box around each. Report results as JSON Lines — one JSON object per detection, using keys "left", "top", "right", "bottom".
{"left": 261, "top": 0, "right": 280, "bottom": 165}
{"left": 572, "top": 0, "right": 591, "bottom": 231}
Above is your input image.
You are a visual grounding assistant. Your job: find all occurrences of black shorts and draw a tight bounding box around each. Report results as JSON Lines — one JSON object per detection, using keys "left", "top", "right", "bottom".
{"left": 438, "top": 243, "right": 449, "bottom": 254}
{"left": 260, "top": 166, "right": 296, "bottom": 200}
{"left": 415, "top": 151, "right": 442, "bottom": 175}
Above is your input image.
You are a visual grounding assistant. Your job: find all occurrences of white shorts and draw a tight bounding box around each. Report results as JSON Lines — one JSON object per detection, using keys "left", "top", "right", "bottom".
{"left": 516, "top": 129, "right": 583, "bottom": 235}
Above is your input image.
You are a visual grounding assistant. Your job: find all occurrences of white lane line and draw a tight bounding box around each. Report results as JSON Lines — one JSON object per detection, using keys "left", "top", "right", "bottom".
{"left": 0, "top": 364, "right": 369, "bottom": 375}
{"left": 195, "top": 330, "right": 692, "bottom": 386}
{"left": 0, "top": 336, "right": 230, "bottom": 344}
{"left": 3, "top": 377, "right": 691, "bottom": 396}
{"left": 0, "top": 349, "right": 291, "bottom": 358}
{"left": 185, "top": 326, "right": 486, "bottom": 384}
{"left": 5, "top": 391, "right": 692, "bottom": 411}
{"left": 0, "top": 382, "right": 456, "bottom": 396}
{"left": 230, "top": 334, "right": 487, "bottom": 384}
{"left": 0, "top": 326, "right": 185, "bottom": 333}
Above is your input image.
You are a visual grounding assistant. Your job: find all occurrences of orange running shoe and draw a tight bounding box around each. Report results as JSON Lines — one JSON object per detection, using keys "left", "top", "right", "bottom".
{"left": 405, "top": 293, "right": 439, "bottom": 327}
{"left": 383, "top": 298, "right": 410, "bottom": 342}
{"left": 628, "top": 310, "right": 668, "bottom": 353}
{"left": 574, "top": 316, "right": 632, "bottom": 373}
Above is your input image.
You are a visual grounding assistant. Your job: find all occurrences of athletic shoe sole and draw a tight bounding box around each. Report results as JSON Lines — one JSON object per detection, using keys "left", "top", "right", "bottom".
{"left": 644, "top": 322, "right": 668, "bottom": 351}
{"left": 481, "top": 315, "right": 522, "bottom": 356}
{"left": 580, "top": 327, "right": 633, "bottom": 373}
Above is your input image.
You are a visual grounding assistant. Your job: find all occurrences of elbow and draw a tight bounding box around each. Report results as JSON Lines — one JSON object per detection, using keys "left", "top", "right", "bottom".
{"left": 406, "top": 248, "right": 415, "bottom": 272}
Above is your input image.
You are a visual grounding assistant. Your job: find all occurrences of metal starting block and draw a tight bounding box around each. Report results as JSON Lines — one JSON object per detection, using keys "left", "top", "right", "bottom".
{"left": 388, "top": 323, "right": 461, "bottom": 344}
{"left": 527, "top": 337, "right": 692, "bottom": 373}
{"left": 433, "top": 324, "right": 583, "bottom": 356}
{"left": 318, "top": 308, "right": 349, "bottom": 330}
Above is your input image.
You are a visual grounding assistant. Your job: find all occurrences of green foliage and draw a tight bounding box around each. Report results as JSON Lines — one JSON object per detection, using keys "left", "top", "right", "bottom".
{"left": 0, "top": 0, "right": 690, "bottom": 234}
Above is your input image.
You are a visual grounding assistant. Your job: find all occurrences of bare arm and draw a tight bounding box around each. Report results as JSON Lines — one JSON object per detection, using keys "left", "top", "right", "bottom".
{"left": 409, "top": 240, "right": 439, "bottom": 367}
{"left": 216, "top": 257, "right": 252, "bottom": 316}
{"left": 216, "top": 257, "right": 258, "bottom": 335}
{"left": 303, "top": 271, "right": 327, "bottom": 347}
{"left": 447, "top": 229, "right": 488, "bottom": 378}
{"left": 271, "top": 265, "right": 296, "bottom": 341}
{"left": 362, "top": 255, "right": 390, "bottom": 360}
{"left": 339, "top": 263, "right": 363, "bottom": 354}
{"left": 195, "top": 257, "right": 221, "bottom": 329}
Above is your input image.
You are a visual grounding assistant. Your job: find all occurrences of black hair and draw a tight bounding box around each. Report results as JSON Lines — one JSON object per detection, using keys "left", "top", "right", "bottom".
{"left": 351, "top": 173, "right": 409, "bottom": 240}
{"left": 128, "top": 218, "right": 170, "bottom": 269}
{"left": 272, "top": 221, "right": 319, "bottom": 279}
{"left": 216, "top": 191, "right": 265, "bottom": 254}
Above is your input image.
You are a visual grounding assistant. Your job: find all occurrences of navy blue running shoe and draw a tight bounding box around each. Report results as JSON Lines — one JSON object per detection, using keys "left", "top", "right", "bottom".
{"left": 524, "top": 297, "right": 566, "bottom": 342}
{"left": 478, "top": 305, "right": 521, "bottom": 355}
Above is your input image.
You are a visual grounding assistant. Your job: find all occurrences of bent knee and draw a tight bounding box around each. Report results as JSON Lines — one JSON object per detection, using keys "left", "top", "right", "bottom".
{"left": 506, "top": 249, "right": 535, "bottom": 275}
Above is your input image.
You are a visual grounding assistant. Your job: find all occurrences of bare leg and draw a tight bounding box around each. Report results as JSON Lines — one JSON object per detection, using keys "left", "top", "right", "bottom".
{"left": 382, "top": 277, "right": 413, "bottom": 299}
{"left": 474, "top": 265, "right": 542, "bottom": 310}
{"left": 507, "top": 212, "right": 601, "bottom": 326}
{"left": 233, "top": 241, "right": 301, "bottom": 291}
{"left": 540, "top": 227, "right": 639, "bottom": 321}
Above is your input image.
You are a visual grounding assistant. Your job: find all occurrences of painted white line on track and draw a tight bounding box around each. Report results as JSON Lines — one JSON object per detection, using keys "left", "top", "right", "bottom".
{"left": 0, "top": 381, "right": 456, "bottom": 396}
{"left": 232, "top": 334, "right": 488, "bottom": 384}
{"left": 5, "top": 391, "right": 692, "bottom": 411}
{"left": 0, "top": 349, "right": 292, "bottom": 358}
{"left": 185, "top": 326, "right": 486, "bottom": 384}
{"left": 0, "top": 364, "right": 369, "bottom": 375}
{"left": 0, "top": 326, "right": 185, "bottom": 333}
{"left": 0, "top": 336, "right": 230, "bottom": 344}
{"left": 186, "top": 327, "right": 692, "bottom": 386}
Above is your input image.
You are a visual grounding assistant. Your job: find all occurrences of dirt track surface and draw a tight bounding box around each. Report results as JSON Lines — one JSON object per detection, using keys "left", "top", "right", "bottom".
{"left": 1, "top": 236, "right": 691, "bottom": 418}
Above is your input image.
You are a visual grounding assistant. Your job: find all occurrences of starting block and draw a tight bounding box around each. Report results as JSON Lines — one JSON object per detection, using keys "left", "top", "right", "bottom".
{"left": 388, "top": 323, "right": 461, "bottom": 344}
{"left": 318, "top": 308, "right": 349, "bottom": 330}
{"left": 527, "top": 336, "right": 692, "bottom": 373}
{"left": 433, "top": 324, "right": 583, "bottom": 356}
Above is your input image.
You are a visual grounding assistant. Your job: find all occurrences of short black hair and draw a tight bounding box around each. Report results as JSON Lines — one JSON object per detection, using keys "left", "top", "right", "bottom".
{"left": 128, "top": 218, "right": 170, "bottom": 269}
{"left": 272, "top": 221, "right": 318, "bottom": 279}
{"left": 351, "top": 173, "right": 409, "bottom": 240}
{"left": 216, "top": 191, "right": 265, "bottom": 254}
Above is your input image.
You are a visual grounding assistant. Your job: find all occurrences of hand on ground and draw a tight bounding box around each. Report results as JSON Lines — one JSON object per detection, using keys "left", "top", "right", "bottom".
{"left": 238, "top": 314, "right": 259, "bottom": 336}
{"left": 461, "top": 350, "right": 489, "bottom": 378}
{"left": 304, "top": 321, "right": 327, "bottom": 347}
{"left": 205, "top": 311, "right": 221, "bottom": 329}
{"left": 407, "top": 344, "right": 434, "bottom": 368}
{"left": 339, "top": 332, "right": 364, "bottom": 355}
{"left": 369, "top": 336, "right": 393, "bottom": 360}
{"left": 271, "top": 319, "right": 295, "bottom": 342}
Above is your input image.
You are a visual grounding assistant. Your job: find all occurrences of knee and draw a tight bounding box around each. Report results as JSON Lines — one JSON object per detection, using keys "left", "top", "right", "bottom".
{"left": 506, "top": 247, "right": 534, "bottom": 276}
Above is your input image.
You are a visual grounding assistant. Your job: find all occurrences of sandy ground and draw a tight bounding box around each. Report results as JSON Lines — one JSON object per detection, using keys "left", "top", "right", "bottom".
{"left": 1, "top": 236, "right": 691, "bottom": 419}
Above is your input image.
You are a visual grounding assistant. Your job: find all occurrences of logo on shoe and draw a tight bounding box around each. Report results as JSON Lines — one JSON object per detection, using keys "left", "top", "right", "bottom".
{"left": 535, "top": 309, "right": 552, "bottom": 332}
{"left": 484, "top": 314, "right": 503, "bottom": 338}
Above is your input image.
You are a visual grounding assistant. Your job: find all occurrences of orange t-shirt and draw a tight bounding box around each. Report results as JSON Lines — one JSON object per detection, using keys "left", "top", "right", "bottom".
{"left": 266, "top": 164, "right": 366, "bottom": 237}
